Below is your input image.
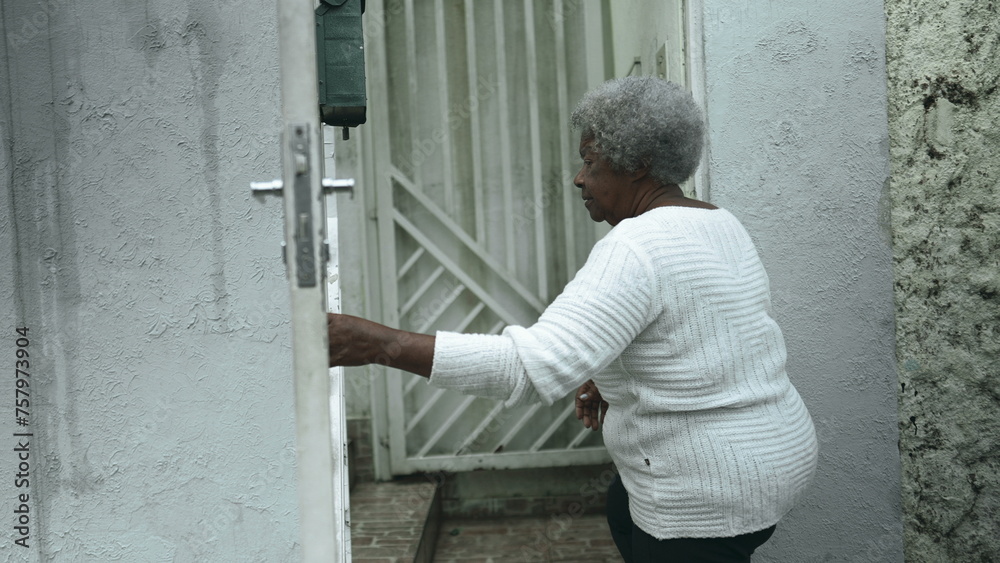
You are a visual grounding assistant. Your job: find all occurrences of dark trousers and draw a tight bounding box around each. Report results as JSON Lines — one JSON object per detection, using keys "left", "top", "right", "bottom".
{"left": 606, "top": 474, "right": 776, "bottom": 563}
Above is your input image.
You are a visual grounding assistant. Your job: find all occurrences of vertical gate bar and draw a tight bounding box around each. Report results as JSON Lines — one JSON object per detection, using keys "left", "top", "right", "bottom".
{"left": 554, "top": 0, "right": 578, "bottom": 278}
{"left": 583, "top": 3, "right": 611, "bottom": 243}
{"left": 493, "top": 0, "right": 516, "bottom": 270}
{"left": 464, "top": 0, "right": 487, "bottom": 244}
{"left": 684, "top": 0, "right": 711, "bottom": 202}
{"left": 388, "top": 367, "right": 411, "bottom": 473}
{"left": 434, "top": 0, "right": 456, "bottom": 215}
{"left": 386, "top": 0, "right": 415, "bottom": 469}
{"left": 665, "top": 1, "right": 687, "bottom": 85}
{"left": 523, "top": 0, "right": 548, "bottom": 301}
{"left": 364, "top": 0, "right": 404, "bottom": 480}
{"left": 404, "top": 0, "right": 420, "bottom": 181}
{"left": 275, "top": 0, "right": 348, "bottom": 560}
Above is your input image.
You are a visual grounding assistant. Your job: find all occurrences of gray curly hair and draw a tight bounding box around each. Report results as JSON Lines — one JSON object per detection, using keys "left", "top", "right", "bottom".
{"left": 570, "top": 76, "right": 704, "bottom": 185}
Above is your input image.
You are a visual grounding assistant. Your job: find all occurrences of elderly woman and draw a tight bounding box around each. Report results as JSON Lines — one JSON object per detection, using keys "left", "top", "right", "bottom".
{"left": 327, "top": 76, "right": 818, "bottom": 563}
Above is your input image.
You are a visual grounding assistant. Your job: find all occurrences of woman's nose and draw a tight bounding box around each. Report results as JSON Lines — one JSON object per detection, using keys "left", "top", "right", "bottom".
{"left": 573, "top": 169, "right": 584, "bottom": 188}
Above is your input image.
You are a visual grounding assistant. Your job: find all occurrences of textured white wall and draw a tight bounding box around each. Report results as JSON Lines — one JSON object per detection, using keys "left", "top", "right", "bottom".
{"left": 700, "top": 1, "right": 904, "bottom": 561}
{"left": 1, "top": 1, "right": 300, "bottom": 561}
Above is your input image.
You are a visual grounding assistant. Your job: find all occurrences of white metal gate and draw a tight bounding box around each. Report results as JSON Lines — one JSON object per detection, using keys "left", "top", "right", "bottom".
{"left": 363, "top": 0, "right": 615, "bottom": 475}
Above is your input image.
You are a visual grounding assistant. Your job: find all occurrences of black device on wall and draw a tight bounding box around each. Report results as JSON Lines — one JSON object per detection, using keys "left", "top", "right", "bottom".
{"left": 316, "top": 0, "right": 367, "bottom": 138}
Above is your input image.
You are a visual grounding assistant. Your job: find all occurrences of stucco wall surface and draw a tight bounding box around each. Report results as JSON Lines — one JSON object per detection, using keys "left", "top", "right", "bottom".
{"left": 701, "top": 1, "right": 904, "bottom": 561}
{"left": 1, "top": 1, "right": 300, "bottom": 561}
{"left": 885, "top": 1, "right": 1000, "bottom": 561}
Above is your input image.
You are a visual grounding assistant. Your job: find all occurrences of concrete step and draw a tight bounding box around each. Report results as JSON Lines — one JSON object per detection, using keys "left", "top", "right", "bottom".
{"left": 348, "top": 479, "right": 621, "bottom": 563}
{"left": 347, "top": 465, "right": 616, "bottom": 562}
{"left": 349, "top": 478, "right": 442, "bottom": 563}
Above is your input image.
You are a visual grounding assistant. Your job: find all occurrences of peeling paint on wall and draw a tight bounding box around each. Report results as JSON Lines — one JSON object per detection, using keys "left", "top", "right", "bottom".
{"left": 886, "top": 0, "right": 1000, "bottom": 560}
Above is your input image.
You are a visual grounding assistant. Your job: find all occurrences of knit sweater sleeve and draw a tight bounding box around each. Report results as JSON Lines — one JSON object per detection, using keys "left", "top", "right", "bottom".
{"left": 429, "top": 233, "right": 657, "bottom": 408}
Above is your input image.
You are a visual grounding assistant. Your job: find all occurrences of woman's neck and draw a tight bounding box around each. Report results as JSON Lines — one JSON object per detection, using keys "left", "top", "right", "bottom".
{"left": 639, "top": 184, "right": 718, "bottom": 213}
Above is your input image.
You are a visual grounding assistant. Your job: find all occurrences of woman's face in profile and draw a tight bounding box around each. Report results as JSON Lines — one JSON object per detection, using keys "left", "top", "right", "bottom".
{"left": 574, "top": 136, "right": 633, "bottom": 226}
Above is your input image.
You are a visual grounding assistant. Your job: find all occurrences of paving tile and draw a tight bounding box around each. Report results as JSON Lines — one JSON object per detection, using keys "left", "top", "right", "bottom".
{"left": 433, "top": 514, "right": 622, "bottom": 562}
{"left": 351, "top": 480, "right": 438, "bottom": 563}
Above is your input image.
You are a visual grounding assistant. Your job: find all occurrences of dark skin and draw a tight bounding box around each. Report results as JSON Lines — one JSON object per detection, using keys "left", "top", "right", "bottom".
{"left": 328, "top": 134, "right": 716, "bottom": 431}
{"left": 576, "top": 136, "right": 716, "bottom": 226}
{"left": 327, "top": 314, "right": 435, "bottom": 377}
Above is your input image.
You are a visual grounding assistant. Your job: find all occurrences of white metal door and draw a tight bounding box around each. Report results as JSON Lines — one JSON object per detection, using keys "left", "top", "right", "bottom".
{"left": 267, "top": 1, "right": 351, "bottom": 559}
{"left": 364, "top": 0, "right": 614, "bottom": 474}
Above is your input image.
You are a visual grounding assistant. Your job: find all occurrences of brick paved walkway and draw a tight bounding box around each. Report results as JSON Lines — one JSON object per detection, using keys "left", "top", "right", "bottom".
{"left": 350, "top": 479, "right": 440, "bottom": 563}
{"left": 349, "top": 478, "right": 623, "bottom": 562}
{"left": 433, "top": 513, "right": 622, "bottom": 562}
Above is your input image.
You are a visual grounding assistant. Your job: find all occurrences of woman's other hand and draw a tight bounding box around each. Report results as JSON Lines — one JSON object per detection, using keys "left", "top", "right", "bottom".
{"left": 575, "top": 379, "right": 609, "bottom": 431}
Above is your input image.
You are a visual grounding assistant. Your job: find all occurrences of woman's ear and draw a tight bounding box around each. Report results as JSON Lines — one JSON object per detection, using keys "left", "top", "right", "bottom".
{"left": 630, "top": 160, "right": 651, "bottom": 181}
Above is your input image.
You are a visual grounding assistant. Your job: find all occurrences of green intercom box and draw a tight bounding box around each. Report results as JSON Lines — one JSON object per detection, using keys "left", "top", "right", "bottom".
{"left": 316, "top": 0, "right": 366, "bottom": 130}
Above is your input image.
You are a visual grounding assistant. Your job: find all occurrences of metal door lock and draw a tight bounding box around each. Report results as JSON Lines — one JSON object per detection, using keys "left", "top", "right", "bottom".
{"left": 252, "top": 176, "right": 354, "bottom": 273}
{"left": 251, "top": 177, "right": 356, "bottom": 197}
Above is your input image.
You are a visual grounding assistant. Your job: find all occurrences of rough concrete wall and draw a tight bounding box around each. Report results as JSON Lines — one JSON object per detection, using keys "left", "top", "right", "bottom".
{"left": 1, "top": 1, "right": 300, "bottom": 561}
{"left": 701, "top": 1, "right": 904, "bottom": 561}
{"left": 885, "top": 1, "right": 1000, "bottom": 561}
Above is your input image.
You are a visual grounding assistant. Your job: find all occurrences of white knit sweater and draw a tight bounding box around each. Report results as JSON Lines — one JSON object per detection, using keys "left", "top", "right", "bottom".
{"left": 429, "top": 206, "right": 818, "bottom": 539}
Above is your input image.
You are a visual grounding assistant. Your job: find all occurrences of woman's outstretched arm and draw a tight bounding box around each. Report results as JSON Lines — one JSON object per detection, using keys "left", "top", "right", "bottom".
{"left": 327, "top": 313, "right": 435, "bottom": 377}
